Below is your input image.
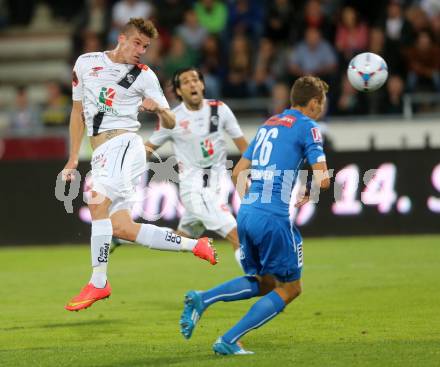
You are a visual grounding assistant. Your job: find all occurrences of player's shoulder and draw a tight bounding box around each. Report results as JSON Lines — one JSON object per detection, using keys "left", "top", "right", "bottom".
{"left": 295, "top": 112, "right": 317, "bottom": 129}
{"left": 76, "top": 52, "right": 103, "bottom": 63}
{"left": 206, "top": 99, "right": 224, "bottom": 107}
{"left": 206, "top": 99, "right": 235, "bottom": 115}
{"left": 137, "top": 63, "right": 156, "bottom": 79}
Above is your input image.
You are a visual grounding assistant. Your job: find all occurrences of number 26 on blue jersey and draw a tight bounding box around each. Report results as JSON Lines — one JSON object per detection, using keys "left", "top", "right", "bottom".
{"left": 252, "top": 128, "right": 278, "bottom": 166}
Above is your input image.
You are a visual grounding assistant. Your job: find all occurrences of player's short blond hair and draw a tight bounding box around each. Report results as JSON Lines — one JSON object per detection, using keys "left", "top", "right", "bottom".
{"left": 290, "top": 76, "right": 329, "bottom": 107}
{"left": 121, "top": 18, "right": 159, "bottom": 39}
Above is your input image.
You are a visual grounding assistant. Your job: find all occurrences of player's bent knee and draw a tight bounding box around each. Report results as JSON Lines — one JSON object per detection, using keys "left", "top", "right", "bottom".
{"left": 111, "top": 220, "right": 131, "bottom": 241}
{"left": 280, "top": 280, "right": 302, "bottom": 304}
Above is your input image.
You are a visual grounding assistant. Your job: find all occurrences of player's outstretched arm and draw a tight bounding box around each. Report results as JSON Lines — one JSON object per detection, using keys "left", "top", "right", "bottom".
{"left": 139, "top": 98, "right": 176, "bottom": 129}
{"left": 62, "top": 101, "right": 84, "bottom": 181}
{"left": 232, "top": 157, "right": 251, "bottom": 200}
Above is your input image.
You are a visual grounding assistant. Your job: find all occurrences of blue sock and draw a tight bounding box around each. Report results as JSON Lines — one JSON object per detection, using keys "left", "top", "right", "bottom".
{"left": 200, "top": 276, "right": 260, "bottom": 308}
{"left": 222, "top": 290, "right": 286, "bottom": 344}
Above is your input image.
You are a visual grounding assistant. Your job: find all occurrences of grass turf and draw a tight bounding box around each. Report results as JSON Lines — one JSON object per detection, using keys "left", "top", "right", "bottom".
{"left": 0, "top": 235, "right": 439, "bottom": 367}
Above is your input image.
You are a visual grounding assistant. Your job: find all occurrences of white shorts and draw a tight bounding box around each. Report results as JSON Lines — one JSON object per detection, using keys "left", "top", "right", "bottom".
{"left": 90, "top": 132, "right": 146, "bottom": 215}
{"left": 178, "top": 189, "right": 237, "bottom": 238}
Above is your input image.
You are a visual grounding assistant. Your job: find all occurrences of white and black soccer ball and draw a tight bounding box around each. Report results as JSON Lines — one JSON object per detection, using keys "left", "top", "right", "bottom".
{"left": 347, "top": 52, "right": 388, "bottom": 92}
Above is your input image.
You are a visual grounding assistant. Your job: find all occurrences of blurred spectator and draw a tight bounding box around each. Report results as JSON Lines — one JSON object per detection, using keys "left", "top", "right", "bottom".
{"left": 153, "top": 0, "right": 190, "bottom": 32}
{"left": 335, "top": 6, "right": 369, "bottom": 65}
{"left": 109, "top": 0, "right": 154, "bottom": 45}
{"left": 296, "top": 0, "right": 334, "bottom": 43}
{"left": 162, "top": 36, "right": 197, "bottom": 79}
{"left": 73, "top": 0, "right": 111, "bottom": 59}
{"left": 268, "top": 81, "right": 290, "bottom": 116}
{"left": 6, "top": 0, "right": 36, "bottom": 26}
{"left": 377, "top": 1, "right": 412, "bottom": 77}
{"left": 405, "top": 31, "right": 440, "bottom": 92}
{"left": 380, "top": 74, "right": 405, "bottom": 114}
{"left": 420, "top": 0, "right": 440, "bottom": 19}
{"left": 288, "top": 27, "right": 338, "bottom": 83}
{"left": 176, "top": 9, "right": 208, "bottom": 51}
{"left": 264, "top": 0, "right": 295, "bottom": 45}
{"left": 227, "top": 0, "right": 263, "bottom": 42}
{"left": 252, "top": 38, "right": 277, "bottom": 96}
{"left": 430, "top": 13, "right": 440, "bottom": 45}
{"left": 199, "top": 34, "right": 224, "bottom": 98}
{"left": 194, "top": 0, "right": 227, "bottom": 35}
{"left": 336, "top": 75, "right": 367, "bottom": 115}
{"left": 8, "top": 87, "right": 41, "bottom": 134}
{"left": 223, "top": 34, "right": 252, "bottom": 98}
{"left": 82, "top": 31, "right": 103, "bottom": 54}
{"left": 45, "top": 0, "right": 84, "bottom": 22}
{"left": 405, "top": 5, "right": 430, "bottom": 35}
{"left": 366, "top": 28, "right": 388, "bottom": 114}
{"left": 40, "top": 82, "right": 70, "bottom": 127}
{"left": 382, "top": 0, "right": 414, "bottom": 46}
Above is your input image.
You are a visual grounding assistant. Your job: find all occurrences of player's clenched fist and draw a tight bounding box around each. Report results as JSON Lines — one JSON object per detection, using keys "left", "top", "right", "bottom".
{"left": 139, "top": 98, "right": 161, "bottom": 113}
{"left": 62, "top": 158, "right": 78, "bottom": 181}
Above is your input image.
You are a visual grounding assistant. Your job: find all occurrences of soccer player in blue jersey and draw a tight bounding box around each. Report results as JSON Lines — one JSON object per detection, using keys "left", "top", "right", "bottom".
{"left": 179, "top": 76, "right": 331, "bottom": 355}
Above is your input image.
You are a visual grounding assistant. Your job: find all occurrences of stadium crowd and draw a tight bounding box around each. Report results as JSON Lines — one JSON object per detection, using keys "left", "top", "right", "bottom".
{"left": 3, "top": 0, "right": 440, "bottom": 131}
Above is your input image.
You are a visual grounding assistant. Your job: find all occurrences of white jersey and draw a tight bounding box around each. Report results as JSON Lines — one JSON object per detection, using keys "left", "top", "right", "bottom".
{"left": 149, "top": 99, "right": 243, "bottom": 193}
{"left": 72, "top": 51, "right": 169, "bottom": 136}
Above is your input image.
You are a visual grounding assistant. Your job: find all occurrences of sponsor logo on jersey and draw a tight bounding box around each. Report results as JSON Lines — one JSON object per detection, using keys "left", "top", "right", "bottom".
{"left": 311, "top": 127, "right": 322, "bottom": 143}
{"left": 89, "top": 66, "right": 103, "bottom": 77}
{"left": 97, "top": 87, "right": 119, "bottom": 115}
{"left": 210, "top": 114, "right": 219, "bottom": 127}
{"left": 200, "top": 139, "right": 214, "bottom": 158}
{"left": 99, "top": 87, "right": 115, "bottom": 106}
{"left": 264, "top": 115, "right": 296, "bottom": 128}
{"left": 126, "top": 73, "right": 135, "bottom": 84}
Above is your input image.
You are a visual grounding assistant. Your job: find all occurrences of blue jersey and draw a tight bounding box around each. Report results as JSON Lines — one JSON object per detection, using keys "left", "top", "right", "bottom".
{"left": 240, "top": 108, "right": 326, "bottom": 217}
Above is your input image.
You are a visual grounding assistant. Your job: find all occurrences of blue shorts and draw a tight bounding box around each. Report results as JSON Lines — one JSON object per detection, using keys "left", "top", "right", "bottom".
{"left": 237, "top": 209, "right": 303, "bottom": 282}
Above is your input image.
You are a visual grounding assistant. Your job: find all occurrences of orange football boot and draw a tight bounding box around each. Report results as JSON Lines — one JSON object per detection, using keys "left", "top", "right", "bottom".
{"left": 192, "top": 237, "right": 218, "bottom": 265}
{"left": 65, "top": 282, "right": 111, "bottom": 311}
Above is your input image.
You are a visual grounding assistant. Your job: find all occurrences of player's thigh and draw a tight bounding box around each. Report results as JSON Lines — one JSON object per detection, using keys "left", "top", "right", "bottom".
{"left": 257, "top": 218, "right": 303, "bottom": 283}
{"left": 88, "top": 191, "right": 112, "bottom": 220}
{"left": 236, "top": 211, "right": 261, "bottom": 276}
{"left": 92, "top": 133, "right": 146, "bottom": 203}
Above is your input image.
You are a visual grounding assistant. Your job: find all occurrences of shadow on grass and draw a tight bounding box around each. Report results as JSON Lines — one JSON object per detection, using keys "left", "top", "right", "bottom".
{"left": 0, "top": 319, "right": 122, "bottom": 332}
{"left": 40, "top": 319, "right": 122, "bottom": 329}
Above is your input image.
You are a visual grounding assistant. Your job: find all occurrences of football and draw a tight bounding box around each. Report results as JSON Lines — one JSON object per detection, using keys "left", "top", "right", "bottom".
{"left": 347, "top": 52, "right": 388, "bottom": 92}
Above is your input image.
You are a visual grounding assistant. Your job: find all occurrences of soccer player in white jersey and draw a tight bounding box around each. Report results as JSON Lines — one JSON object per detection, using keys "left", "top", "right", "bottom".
{"left": 62, "top": 18, "right": 217, "bottom": 312}
{"left": 146, "top": 67, "right": 248, "bottom": 265}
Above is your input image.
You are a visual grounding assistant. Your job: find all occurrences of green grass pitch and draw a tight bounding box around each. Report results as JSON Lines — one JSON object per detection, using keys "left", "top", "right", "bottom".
{"left": 1, "top": 235, "right": 439, "bottom": 367}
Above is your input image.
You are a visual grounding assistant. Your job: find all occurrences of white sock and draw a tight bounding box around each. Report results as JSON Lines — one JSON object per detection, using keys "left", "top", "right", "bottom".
{"left": 234, "top": 248, "right": 243, "bottom": 269}
{"left": 90, "top": 219, "right": 113, "bottom": 288}
{"left": 135, "top": 224, "right": 197, "bottom": 252}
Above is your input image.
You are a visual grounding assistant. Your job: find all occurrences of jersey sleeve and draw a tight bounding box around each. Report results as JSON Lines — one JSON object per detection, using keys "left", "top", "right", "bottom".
{"left": 142, "top": 70, "right": 170, "bottom": 109}
{"left": 302, "top": 120, "right": 326, "bottom": 165}
{"left": 242, "top": 137, "right": 256, "bottom": 160}
{"left": 72, "top": 58, "right": 83, "bottom": 101}
{"left": 149, "top": 124, "right": 172, "bottom": 146}
{"left": 221, "top": 103, "right": 243, "bottom": 138}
